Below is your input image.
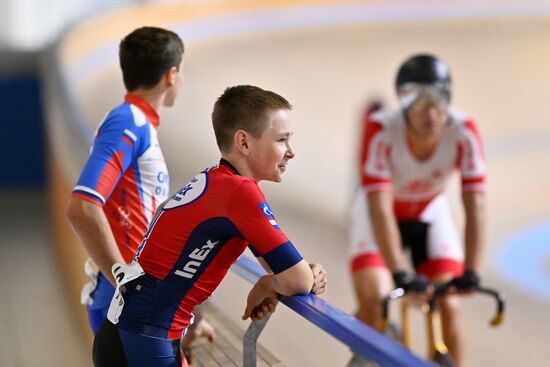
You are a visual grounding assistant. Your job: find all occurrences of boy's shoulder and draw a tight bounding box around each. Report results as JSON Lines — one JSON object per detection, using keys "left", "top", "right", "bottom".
{"left": 107, "top": 102, "right": 148, "bottom": 127}
{"left": 164, "top": 164, "right": 266, "bottom": 213}
{"left": 208, "top": 164, "right": 266, "bottom": 203}
{"left": 97, "top": 101, "right": 153, "bottom": 134}
{"left": 208, "top": 164, "right": 258, "bottom": 189}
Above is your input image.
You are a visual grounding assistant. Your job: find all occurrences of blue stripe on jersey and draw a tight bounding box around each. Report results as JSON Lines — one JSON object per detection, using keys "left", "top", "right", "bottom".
{"left": 261, "top": 241, "right": 303, "bottom": 274}
{"left": 72, "top": 189, "right": 105, "bottom": 205}
{"left": 134, "top": 208, "right": 165, "bottom": 261}
{"left": 119, "top": 218, "right": 242, "bottom": 336}
{"left": 75, "top": 104, "right": 152, "bottom": 201}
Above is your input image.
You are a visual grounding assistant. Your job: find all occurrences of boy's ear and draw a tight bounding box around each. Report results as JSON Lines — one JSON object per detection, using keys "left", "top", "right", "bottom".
{"left": 164, "top": 66, "right": 177, "bottom": 87}
{"left": 233, "top": 130, "right": 250, "bottom": 156}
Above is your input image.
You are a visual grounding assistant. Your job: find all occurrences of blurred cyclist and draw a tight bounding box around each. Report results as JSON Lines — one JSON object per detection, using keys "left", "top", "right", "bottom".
{"left": 349, "top": 54, "right": 486, "bottom": 366}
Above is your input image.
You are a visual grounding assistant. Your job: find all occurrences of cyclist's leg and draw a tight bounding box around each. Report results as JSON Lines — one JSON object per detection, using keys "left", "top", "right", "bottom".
{"left": 436, "top": 288, "right": 463, "bottom": 367}
{"left": 349, "top": 188, "right": 393, "bottom": 330}
{"left": 415, "top": 195, "right": 465, "bottom": 366}
{"left": 352, "top": 266, "right": 393, "bottom": 329}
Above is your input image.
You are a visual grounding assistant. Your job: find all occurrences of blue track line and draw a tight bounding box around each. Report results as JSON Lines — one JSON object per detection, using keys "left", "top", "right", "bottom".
{"left": 496, "top": 222, "right": 550, "bottom": 301}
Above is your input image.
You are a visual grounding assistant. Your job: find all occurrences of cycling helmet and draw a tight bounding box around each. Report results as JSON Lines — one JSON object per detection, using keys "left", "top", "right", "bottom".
{"left": 395, "top": 54, "right": 452, "bottom": 110}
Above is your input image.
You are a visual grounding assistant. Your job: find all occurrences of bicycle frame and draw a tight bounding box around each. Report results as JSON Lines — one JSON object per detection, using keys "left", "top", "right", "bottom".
{"left": 382, "top": 285, "right": 506, "bottom": 365}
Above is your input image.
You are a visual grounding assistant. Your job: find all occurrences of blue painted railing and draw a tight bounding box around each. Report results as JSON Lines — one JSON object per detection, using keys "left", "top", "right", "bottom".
{"left": 231, "top": 255, "right": 434, "bottom": 367}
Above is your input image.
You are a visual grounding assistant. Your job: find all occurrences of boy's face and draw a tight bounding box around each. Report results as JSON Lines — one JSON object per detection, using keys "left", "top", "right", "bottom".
{"left": 247, "top": 108, "right": 295, "bottom": 182}
{"left": 405, "top": 93, "right": 448, "bottom": 138}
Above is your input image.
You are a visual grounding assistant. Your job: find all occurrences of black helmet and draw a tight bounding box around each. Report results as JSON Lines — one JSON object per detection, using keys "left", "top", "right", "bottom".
{"left": 395, "top": 54, "right": 452, "bottom": 107}
{"left": 396, "top": 54, "right": 451, "bottom": 89}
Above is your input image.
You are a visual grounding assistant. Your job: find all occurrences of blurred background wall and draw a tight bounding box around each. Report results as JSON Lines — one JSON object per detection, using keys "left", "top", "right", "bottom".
{"left": 0, "top": 1, "right": 137, "bottom": 365}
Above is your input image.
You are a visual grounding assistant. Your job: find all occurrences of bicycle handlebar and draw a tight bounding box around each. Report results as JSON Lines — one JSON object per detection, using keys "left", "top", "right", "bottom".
{"left": 382, "top": 287, "right": 406, "bottom": 322}
{"left": 382, "top": 283, "right": 506, "bottom": 328}
{"left": 475, "top": 287, "right": 506, "bottom": 326}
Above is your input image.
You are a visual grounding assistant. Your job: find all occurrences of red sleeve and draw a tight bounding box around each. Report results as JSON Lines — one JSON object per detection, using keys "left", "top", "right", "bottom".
{"left": 360, "top": 120, "right": 392, "bottom": 192}
{"left": 457, "top": 119, "right": 486, "bottom": 192}
{"left": 359, "top": 102, "right": 384, "bottom": 172}
{"left": 228, "top": 180, "right": 302, "bottom": 273}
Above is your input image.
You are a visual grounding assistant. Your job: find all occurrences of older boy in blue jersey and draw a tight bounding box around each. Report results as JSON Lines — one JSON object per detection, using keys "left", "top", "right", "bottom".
{"left": 92, "top": 85, "right": 328, "bottom": 367}
{"left": 65, "top": 26, "right": 214, "bottom": 345}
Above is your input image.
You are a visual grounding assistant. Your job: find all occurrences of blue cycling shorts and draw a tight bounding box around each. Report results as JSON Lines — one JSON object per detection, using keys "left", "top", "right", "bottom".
{"left": 87, "top": 272, "right": 114, "bottom": 334}
{"left": 93, "top": 320, "right": 187, "bottom": 367}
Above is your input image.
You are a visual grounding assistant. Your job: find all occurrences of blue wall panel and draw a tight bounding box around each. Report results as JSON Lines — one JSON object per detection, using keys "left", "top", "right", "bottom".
{"left": 0, "top": 76, "right": 45, "bottom": 187}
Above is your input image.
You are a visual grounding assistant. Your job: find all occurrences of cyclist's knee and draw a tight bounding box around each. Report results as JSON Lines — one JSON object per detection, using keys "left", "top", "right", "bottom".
{"left": 352, "top": 267, "right": 393, "bottom": 326}
{"left": 353, "top": 267, "right": 392, "bottom": 296}
{"left": 437, "top": 294, "right": 462, "bottom": 322}
{"left": 355, "top": 291, "right": 387, "bottom": 327}
{"left": 356, "top": 302, "right": 384, "bottom": 329}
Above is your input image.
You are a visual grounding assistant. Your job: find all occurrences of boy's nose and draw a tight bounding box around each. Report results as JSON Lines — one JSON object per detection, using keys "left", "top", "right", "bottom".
{"left": 287, "top": 144, "right": 295, "bottom": 159}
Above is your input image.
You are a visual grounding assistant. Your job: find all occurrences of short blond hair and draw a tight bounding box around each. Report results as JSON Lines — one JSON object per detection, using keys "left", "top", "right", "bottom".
{"left": 212, "top": 85, "right": 292, "bottom": 152}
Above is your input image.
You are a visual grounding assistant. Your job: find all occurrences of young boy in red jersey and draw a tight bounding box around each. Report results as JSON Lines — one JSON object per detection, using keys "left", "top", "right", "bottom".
{"left": 92, "top": 85, "right": 327, "bottom": 367}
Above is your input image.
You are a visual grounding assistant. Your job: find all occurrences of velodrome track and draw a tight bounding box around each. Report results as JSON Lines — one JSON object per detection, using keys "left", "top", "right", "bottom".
{"left": 42, "top": 1, "right": 550, "bottom": 366}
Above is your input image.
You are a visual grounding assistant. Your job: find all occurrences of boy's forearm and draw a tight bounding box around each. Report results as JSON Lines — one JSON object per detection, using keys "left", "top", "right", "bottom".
{"left": 463, "top": 192, "right": 486, "bottom": 273}
{"left": 368, "top": 192, "right": 406, "bottom": 272}
{"left": 371, "top": 211, "right": 405, "bottom": 272}
{"left": 66, "top": 198, "right": 124, "bottom": 285}
{"left": 264, "top": 261, "right": 314, "bottom": 296}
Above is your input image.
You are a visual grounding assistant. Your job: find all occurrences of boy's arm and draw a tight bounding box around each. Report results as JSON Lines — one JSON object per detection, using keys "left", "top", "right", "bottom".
{"left": 446, "top": 191, "right": 486, "bottom": 293}
{"left": 368, "top": 191, "right": 430, "bottom": 293}
{"left": 367, "top": 191, "right": 406, "bottom": 272}
{"left": 462, "top": 191, "right": 486, "bottom": 273}
{"left": 242, "top": 259, "right": 313, "bottom": 321}
{"left": 271, "top": 259, "right": 314, "bottom": 295}
{"left": 456, "top": 190, "right": 486, "bottom": 292}
{"left": 257, "top": 256, "right": 326, "bottom": 295}
{"left": 65, "top": 197, "right": 124, "bottom": 286}
{"left": 67, "top": 117, "right": 144, "bottom": 286}
{"left": 451, "top": 119, "right": 486, "bottom": 291}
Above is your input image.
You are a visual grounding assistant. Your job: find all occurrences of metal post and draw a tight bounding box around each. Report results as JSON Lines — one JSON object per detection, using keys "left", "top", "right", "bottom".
{"left": 242, "top": 315, "right": 271, "bottom": 367}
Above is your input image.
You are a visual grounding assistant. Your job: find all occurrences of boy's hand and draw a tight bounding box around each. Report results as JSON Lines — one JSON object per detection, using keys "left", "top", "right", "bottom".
{"left": 309, "top": 263, "right": 327, "bottom": 295}
{"left": 242, "top": 275, "right": 278, "bottom": 321}
{"left": 249, "top": 298, "right": 278, "bottom": 321}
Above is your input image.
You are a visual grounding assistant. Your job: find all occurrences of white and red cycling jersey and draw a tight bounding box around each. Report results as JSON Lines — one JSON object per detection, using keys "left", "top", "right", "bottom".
{"left": 361, "top": 108, "right": 486, "bottom": 220}
{"left": 350, "top": 107, "right": 486, "bottom": 277}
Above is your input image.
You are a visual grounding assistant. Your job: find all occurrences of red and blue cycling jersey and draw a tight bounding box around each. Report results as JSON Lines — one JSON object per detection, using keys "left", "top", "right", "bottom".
{"left": 72, "top": 94, "right": 170, "bottom": 262}
{"left": 117, "top": 159, "right": 303, "bottom": 339}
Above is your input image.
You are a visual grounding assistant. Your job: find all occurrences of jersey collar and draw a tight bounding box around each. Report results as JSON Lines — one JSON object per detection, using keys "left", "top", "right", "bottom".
{"left": 219, "top": 158, "right": 241, "bottom": 175}
{"left": 124, "top": 94, "right": 160, "bottom": 128}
